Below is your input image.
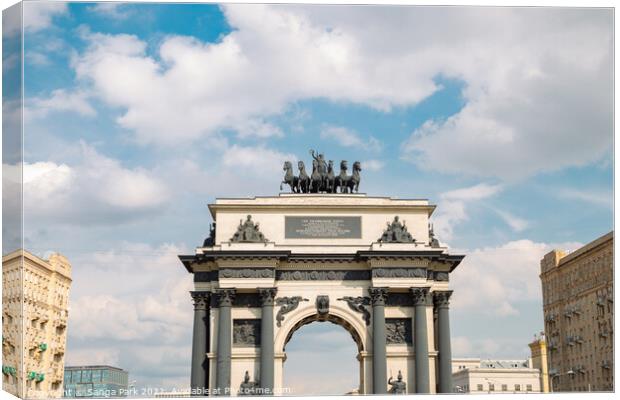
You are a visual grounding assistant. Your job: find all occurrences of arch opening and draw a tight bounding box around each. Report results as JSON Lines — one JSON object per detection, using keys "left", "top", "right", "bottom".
{"left": 282, "top": 314, "right": 362, "bottom": 395}
{"left": 283, "top": 313, "right": 364, "bottom": 353}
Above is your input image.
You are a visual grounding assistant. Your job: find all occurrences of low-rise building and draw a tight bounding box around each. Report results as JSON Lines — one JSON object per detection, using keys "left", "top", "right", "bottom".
{"left": 2, "top": 249, "right": 72, "bottom": 398}
{"left": 540, "top": 231, "right": 613, "bottom": 392}
{"left": 452, "top": 358, "right": 541, "bottom": 394}
{"left": 63, "top": 365, "right": 129, "bottom": 398}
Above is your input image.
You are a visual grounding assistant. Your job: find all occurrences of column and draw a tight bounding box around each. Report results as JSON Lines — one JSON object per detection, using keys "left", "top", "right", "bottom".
{"left": 369, "top": 287, "right": 388, "bottom": 394}
{"left": 258, "top": 288, "right": 277, "bottom": 395}
{"left": 215, "top": 288, "right": 236, "bottom": 396}
{"left": 411, "top": 287, "right": 431, "bottom": 393}
{"left": 434, "top": 290, "right": 453, "bottom": 393}
{"left": 190, "top": 291, "right": 210, "bottom": 396}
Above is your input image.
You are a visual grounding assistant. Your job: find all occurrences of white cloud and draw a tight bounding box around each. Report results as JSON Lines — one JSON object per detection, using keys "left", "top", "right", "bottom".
{"left": 397, "top": 8, "right": 612, "bottom": 180}
{"left": 64, "top": 242, "right": 194, "bottom": 389}
{"left": 23, "top": 2, "right": 68, "bottom": 32}
{"left": 433, "top": 183, "right": 502, "bottom": 241}
{"left": 26, "top": 89, "right": 96, "bottom": 118}
{"left": 556, "top": 188, "right": 613, "bottom": 209}
{"left": 362, "top": 159, "right": 384, "bottom": 172}
{"left": 441, "top": 183, "right": 503, "bottom": 201}
{"left": 319, "top": 125, "right": 382, "bottom": 151}
{"left": 222, "top": 144, "right": 296, "bottom": 176}
{"left": 88, "top": 3, "right": 132, "bottom": 20}
{"left": 21, "top": 142, "right": 170, "bottom": 225}
{"left": 493, "top": 209, "right": 529, "bottom": 232}
{"left": 451, "top": 239, "right": 582, "bottom": 317}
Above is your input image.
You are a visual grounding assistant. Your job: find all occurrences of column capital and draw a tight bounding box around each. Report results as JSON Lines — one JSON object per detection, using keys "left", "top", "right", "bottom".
{"left": 410, "top": 287, "right": 431, "bottom": 306}
{"left": 433, "top": 290, "right": 453, "bottom": 308}
{"left": 369, "top": 287, "right": 389, "bottom": 306}
{"left": 214, "top": 288, "right": 236, "bottom": 307}
{"left": 258, "top": 287, "right": 278, "bottom": 306}
{"left": 190, "top": 291, "right": 210, "bottom": 310}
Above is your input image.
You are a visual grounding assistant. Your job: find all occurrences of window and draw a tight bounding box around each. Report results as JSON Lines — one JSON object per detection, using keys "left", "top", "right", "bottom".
{"left": 515, "top": 384, "right": 521, "bottom": 391}
{"left": 502, "top": 384, "right": 507, "bottom": 391}
{"left": 91, "top": 370, "right": 101, "bottom": 383}
{"left": 477, "top": 384, "right": 483, "bottom": 391}
{"left": 81, "top": 370, "right": 92, "bottom": 383}
{"left": 56, "top": 325, "right": 66, "bottom": 335}
{"left": 489, "top": 384, "right": 495, "bottom": 391}
{"left": 71, "top": 371, "right": 81, "bottom": 384}
{"left": 51, "top": 382, "right": 60, "bottom": 391}
{"left": 40, "top": 321, "right": 47, "bottom": 330}
{"left": 526, "top": 384, "right": 532, "bottom": 392}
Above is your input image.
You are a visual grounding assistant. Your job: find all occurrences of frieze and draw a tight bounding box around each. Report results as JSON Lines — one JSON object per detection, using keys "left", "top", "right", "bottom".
{"left": 276, "top": 296, "right": 309, "bottom": 327}
{"left": 233, "top": 319, "right": 261, "bottom": 346}
{"left": 276, "top": 270, "right": 370, "bottom": 281}
{"left": 386, "top": 293, "right": 414, "bottom": 307}
{"left": 386, "top": 318, "right": 413, "bottom": 345}
{"left": 372, "top": 268, "right": 426, "bottom": 279}
{"left": 233, "top": 293, "right": 261, "bottom": 308}
{"left": 338, "top": 296, "right": 371, "bottom": 325}
{"left": 194, "top": 271, "right": 218, "bottom": 282}
{"left": 219, "top": 268, "right": 275, "bottom": 279}
{"left": 433, "top": 271, "right": 449, "bottom": 282}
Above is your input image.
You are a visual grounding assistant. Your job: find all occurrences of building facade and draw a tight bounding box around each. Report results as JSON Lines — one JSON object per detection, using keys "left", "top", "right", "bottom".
{"left": 2, "top": 249, "right": 72, "bottom": 398}
{"left": 540, "top": 231, "right": 614, "bottom": 392}
{"left": 180, "top": 194, "right": 464, "bottom": 395}
{"left": 452, "top": 358, "right": 541, "bottom": 394}
{"left": 63, "top": 365, "right": 129, "bottom": 398}
{"left": 528, "top": 333, "right": 550, "bottom": 392}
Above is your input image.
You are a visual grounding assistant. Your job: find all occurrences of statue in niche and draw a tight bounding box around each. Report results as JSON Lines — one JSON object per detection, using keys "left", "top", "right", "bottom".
{"left": 230, "top": 215, "right": 268, "bottom": 243}
{"left": 238, "top": 371, "right": 259, "bottom": 396}
{"left": 429, "top": 223, "right": 440, "bottom": 247}
{"left": 388, "top": 371, "right": 407, "bottom": 394}
{"left": 378, "top": 216, "right": 415, "bottom": 243}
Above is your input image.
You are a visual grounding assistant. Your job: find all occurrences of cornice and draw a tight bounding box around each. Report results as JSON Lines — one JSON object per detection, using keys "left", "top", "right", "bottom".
{"left": 181, "top": 250, "right": 465, "bottom": 273}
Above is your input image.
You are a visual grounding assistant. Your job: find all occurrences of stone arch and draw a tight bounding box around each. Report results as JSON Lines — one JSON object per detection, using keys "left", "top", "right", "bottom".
{"left": 275, "top": 303, "right": 367, "bottom": 354}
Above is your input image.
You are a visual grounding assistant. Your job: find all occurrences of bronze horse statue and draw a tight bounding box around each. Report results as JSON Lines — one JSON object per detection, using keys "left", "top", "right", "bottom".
{"left": 334, "top": 160, "right": 349, "bottom": 193}
{"left": 345, "top": 161, "right": 362, "bottom": 193}
{"left": 326, "top": 160, "right": 336, "bottom": 193}
{"left": 280, "top": 152, "right": 362, "bottom": 194}
{"left": 280, "top": 161, "right": 299, "bottom": 192}
{"left": 310, "top": 159, "right": 323, "bottom": 193}
{"left": 297, "top": 161, "right": 310, "bottom": 193}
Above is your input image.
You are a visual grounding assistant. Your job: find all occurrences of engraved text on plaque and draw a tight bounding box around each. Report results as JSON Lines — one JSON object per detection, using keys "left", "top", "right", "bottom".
{"left": 285, "top": 216, "right": 362, "bottom": 239}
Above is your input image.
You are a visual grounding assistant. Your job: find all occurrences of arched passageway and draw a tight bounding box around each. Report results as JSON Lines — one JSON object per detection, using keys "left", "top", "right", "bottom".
{"left": 283, "top": 316, "right": 362, "bottom": 395}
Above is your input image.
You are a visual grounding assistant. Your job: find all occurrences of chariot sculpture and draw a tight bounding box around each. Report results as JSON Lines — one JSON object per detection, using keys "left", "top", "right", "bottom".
{"left": 281, "top": 149, "right": 361, "bottom": 193}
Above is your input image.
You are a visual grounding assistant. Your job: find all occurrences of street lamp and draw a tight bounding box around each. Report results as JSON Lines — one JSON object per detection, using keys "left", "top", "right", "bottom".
{"left": 550, "top": 370, "right": 574, "bottom": 392}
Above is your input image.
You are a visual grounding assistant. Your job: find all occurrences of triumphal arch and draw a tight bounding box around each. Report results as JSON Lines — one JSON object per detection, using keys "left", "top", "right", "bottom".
{"left": 179, "top": 153, "right": 464, "bottom": 396}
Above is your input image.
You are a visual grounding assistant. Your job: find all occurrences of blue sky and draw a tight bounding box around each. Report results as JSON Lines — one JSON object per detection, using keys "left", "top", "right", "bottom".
{"left": 4, "top": 2, "right": 613, "bottom": 394}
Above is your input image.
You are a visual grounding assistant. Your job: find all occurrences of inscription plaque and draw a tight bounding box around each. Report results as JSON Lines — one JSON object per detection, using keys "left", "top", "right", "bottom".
{"left": 285, "top": 216, "right": 362, "bottom": 239}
